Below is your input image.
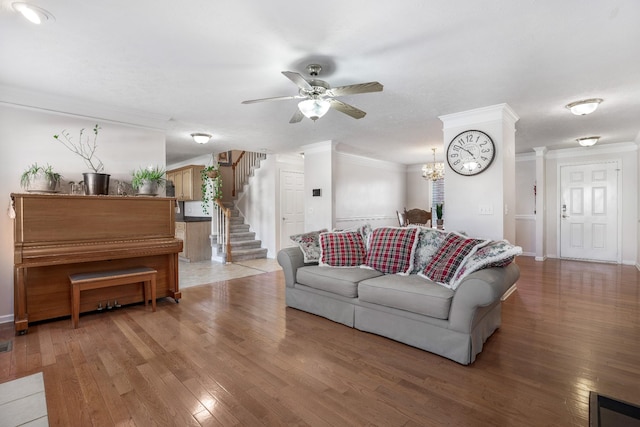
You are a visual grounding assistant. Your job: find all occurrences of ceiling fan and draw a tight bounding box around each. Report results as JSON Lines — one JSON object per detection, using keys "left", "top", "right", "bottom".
{"left": 241, "top": 64, "right": 383, "bottom": 123}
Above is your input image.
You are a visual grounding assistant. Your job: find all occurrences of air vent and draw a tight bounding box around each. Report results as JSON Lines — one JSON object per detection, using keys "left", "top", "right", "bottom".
{"left": 0, "top": 340, "right": 12, "bottom": 353}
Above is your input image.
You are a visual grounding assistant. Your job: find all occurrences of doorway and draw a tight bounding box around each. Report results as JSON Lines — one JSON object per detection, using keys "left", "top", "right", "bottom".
{"left": 280, "top": 170, "right": 305, "bottom": 249}
{"left": 559, "top": 161, "right": 619, "bottom": 262}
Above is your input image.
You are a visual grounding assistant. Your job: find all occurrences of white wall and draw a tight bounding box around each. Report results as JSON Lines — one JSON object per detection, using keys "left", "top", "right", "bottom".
{"left": 515, "top": 154, "right": 536, "bottom": 254}
{"left": 638, "top": 141, "right": 640, "bottom": 270}
{"left": 302, "top": 141, "right": 334, "bottom": 232}
{"left": 0, "top": 104, "right": 166, "bottom": 323}
{"left": 333, "top": 151, "right": 406, "bottom": 230}
{"left": 406, "top": 164, "right": 432, "bottom": 212}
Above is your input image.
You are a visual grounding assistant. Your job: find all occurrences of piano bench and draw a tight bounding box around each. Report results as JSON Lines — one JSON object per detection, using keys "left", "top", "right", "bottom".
{"left": 69, "top": 266, "right": 157, "bottom": 329}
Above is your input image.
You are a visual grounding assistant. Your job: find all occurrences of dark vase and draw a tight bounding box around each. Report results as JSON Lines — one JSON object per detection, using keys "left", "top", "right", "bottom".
{"left": 83, "top": 172, "right": 110, "bottom": 195}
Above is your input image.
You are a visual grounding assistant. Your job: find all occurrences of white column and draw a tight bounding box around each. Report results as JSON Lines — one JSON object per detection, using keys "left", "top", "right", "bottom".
{"left": 533, "top": 147, "right": 547, "bottom": 261}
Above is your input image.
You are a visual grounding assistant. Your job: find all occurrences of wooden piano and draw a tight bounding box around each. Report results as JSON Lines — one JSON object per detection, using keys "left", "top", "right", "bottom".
{"left": 11, "top": 193, "right": 183, "bottom": 334}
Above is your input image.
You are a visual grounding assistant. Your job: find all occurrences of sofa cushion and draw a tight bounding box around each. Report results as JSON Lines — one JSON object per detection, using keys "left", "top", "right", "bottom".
{"left": 450, "top": 240, "right": 523, "bottom": 289}
{"left": 420, "top": 232, "right": 490, "bottom": 287}
{"left": 364, "top": 227, "right": 419, "bottom": 275}
{"left": 358, "top": 274, "right": 454, "bottom": 319}
{"left": 296, "top": 265, "right": 383, "bottom": 298}
{"left": 409, "top": 226, "right": 448, "bottom": 273}
{"left": 289, "top": 229, "right": 328, "bottom": 262}
{"left": 319, "top": 230, "right": 367, "bottom": 267}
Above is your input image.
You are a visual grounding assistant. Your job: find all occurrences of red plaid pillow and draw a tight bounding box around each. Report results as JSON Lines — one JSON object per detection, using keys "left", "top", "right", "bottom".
{"left": 319, "top": 231, "right": 366, "bottom": 267}
{"left": 421, "top": 233, "right": 489, "bottom": 285}
{"left": 365, "top": 227, "right": 419, "bottom": 275}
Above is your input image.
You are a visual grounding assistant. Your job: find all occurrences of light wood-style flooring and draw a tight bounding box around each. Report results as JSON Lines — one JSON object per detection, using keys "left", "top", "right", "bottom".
{"left": 0, "top": 256, "right": 639, "bottom": 426}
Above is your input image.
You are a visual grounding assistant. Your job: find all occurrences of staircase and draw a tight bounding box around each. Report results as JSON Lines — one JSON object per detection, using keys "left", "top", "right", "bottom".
{"left": 212, "top": 151, "right": 268, "bottom": 263}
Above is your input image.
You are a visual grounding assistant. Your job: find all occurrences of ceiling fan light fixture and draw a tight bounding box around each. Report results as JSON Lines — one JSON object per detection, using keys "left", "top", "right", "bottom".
{"left": 191, "top": 132, "right": 212, "bottom": 144}
{"left": 298, "top": 99, "right": 331, "bottom": 121}
{"left": 12, "top": 2, "right": 55, "bottom": 24}
{"left": 565, "top": 98, "right": 603, "bottom": 116}
{"left": 577, "top": 136, "right": 599, "bottom": 147}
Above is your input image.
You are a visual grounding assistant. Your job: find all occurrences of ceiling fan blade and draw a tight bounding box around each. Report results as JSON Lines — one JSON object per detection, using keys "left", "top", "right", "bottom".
{"left": 282, "top": 71, "right": 313, "bottom": 91}
{"left": 241, "top": 95, "right": 304, "bottom": 104}
{"left": 327, "top": 81, "right": 383, "bottom": 97}
{"left": 289, "top": 109, "right": 304, "bottom": 124}
{"left": 328, "top": 99, "right": 367, "bottom": 119}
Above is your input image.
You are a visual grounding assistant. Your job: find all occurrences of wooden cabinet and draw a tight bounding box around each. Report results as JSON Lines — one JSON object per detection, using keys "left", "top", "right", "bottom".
{"left": 167, "top": 165, "right": 204, "bottom": 201}
{"left": 175, "top": 221, "right": 212, "bottom": 262}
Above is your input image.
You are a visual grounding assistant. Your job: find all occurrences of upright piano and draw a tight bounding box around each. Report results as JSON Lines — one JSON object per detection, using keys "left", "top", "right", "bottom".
{"left": 11, "top": 193, "right": 183, "bottom": 334}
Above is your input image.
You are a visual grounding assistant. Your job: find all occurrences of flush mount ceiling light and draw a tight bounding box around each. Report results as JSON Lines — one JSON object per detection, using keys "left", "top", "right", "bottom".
{"left": 577, "top": 136, "right": 600, "bottom": 147}
{"left": 12, "top": 2, "right": 55, "bottom": 24}
{"left": 191, "top": 133, "right": 212, "bottom": 144}
{"left": 298, "top": 99, "right": 331, "bottom": 121}
{"left": 565, "top": 98, "right": 603, "bottom": 116}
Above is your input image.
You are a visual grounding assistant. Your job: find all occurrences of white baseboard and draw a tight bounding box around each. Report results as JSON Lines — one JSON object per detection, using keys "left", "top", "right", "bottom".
{"left": 534, "top": 256, "right": 547, "bottom": 262}
{"left": 0, "top": 314, "right": 14, "bottom": 324}
{"left": 501, "top": 284, "right": 517, "bottom": 301}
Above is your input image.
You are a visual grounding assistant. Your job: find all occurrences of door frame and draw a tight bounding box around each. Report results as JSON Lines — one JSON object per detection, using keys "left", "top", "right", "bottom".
{"left": 278, "top": 169, "right": 305, "bottom": 252}
{"left": 556, "top": 159, "right": 622, "bottom": 263}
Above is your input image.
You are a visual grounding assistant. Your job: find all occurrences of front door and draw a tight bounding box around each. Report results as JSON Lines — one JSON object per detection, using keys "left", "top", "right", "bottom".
{"left": 280, "top": 170, "right": 305, "bottom": 249}
{"left": 559, "top": 161, "right": 619, "bottom": 262}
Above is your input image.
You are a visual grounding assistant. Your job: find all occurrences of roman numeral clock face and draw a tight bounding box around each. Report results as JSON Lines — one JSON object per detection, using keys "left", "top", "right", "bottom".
{"left": 446, "top": 130, "right": 496, "bottom": 176}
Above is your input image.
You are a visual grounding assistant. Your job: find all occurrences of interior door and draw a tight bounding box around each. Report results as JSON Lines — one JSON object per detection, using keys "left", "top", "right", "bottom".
{"left": 559, "top": 161, "right": 619, "bottom": 262}
{"left": 280, "top": 170, "right": 305, "bottom": 249}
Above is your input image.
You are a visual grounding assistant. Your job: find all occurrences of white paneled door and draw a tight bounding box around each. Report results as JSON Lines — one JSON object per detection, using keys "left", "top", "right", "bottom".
{"left": 280, "top": 170, "right": 305, "bottom": 249}
{"left": 559, "top": 161, "right": 619, "bottom": 262}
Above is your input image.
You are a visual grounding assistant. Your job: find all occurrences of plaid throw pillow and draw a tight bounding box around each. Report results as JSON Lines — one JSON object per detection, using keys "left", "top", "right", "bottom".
{"left": 319, "top": 231, "right": 366, "bottom": 267}
{"left": 364, "top": 227, "right": 419, "bottom": 275}
{"left": 420, "top": 232, "right": 489, "bottom": 286}
{"left": 449, "top": 240, "right": 522, "bottom": 289}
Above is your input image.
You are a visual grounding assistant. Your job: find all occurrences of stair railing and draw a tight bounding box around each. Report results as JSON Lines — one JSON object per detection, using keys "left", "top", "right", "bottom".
{"left": 214, "top": 199, "right": 232, "bottom": 262}
{"left": 231, "top": 151, "right": 267, "bottom": 197}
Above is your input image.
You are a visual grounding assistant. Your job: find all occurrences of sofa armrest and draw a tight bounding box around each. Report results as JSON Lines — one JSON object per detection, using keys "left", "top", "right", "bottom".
{"left": 447, "top": 262, "right": 520, "bottom": 333}
{"left": 277, "top": 247, "right": 318, "bottom": 288}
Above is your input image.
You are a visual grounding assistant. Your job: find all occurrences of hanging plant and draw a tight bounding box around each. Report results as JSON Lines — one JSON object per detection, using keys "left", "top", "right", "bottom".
{"left": 201, "top": 165, "right": 222, "bottom": 215}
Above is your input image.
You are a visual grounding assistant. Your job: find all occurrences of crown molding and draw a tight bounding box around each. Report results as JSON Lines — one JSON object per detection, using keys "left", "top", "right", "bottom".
{"left": 0, "top": 84, "right": 170, "bottom": 130}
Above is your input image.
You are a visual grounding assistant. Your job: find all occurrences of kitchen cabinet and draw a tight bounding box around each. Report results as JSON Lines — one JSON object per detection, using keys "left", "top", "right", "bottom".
{"left": 167, "top": 165, "right": 204, "bottom": 201}
{"left": 175, "top": 220, "right": 212, "bottom": 262}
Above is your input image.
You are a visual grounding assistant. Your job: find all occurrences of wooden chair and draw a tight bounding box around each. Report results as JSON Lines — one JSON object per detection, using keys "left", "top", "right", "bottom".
{"left": 403, "top": 208, "right": 432, "bottom": 226}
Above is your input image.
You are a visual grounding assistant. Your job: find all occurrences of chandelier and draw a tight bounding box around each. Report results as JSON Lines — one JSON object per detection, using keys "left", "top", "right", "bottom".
{"left": 422, "top": 148, "right": 445, "bottom": 181}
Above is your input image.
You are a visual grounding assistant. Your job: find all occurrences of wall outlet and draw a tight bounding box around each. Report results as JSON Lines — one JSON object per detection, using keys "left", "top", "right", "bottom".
{"left": 479, "top": 205, "right": 493, "bottom": 215}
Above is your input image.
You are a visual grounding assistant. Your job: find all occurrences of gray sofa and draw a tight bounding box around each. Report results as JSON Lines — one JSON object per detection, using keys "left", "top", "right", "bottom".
{"left": 277, "top": 246, "right": 520, "bottom": 365}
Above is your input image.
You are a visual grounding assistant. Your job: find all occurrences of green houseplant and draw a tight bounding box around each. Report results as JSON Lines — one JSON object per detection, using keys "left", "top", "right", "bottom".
{"left": 53, "top": 124, "right": 110, "bottom": 195}
{"left": 435, "top": 203, "right": 444, "bottom": 228}
{"left": 132, "top": 166, "right": 166, "bottom": 196}
{"left": 200, "top": 165, "right": 222, "bottom": 214}
{"left": 20, "top": 163, "right": 62, "bottom": 192}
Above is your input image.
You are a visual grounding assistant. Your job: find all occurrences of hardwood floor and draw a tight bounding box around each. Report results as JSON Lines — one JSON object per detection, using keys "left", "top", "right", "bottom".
{"left": 0, "top": 257, "right": 639, "bottom": 426}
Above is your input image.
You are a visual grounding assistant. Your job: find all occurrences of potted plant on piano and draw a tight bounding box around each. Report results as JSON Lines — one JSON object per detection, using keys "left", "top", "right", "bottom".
{"left": 435, "top": 203, "right": 444, "bottom": 229}
{"left": 131, "top": 165, "right": 166, "bottom": 196}
{"left": 53, "top": 124, "right": 110, "bottom": 195}
{"left": 20, "top": 163, "right": 62, "bottom": 193}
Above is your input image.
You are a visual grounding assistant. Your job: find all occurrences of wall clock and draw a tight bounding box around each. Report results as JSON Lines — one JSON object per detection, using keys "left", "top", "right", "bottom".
{"left": 446, "top": 130, "right": 495, "bottom": 176}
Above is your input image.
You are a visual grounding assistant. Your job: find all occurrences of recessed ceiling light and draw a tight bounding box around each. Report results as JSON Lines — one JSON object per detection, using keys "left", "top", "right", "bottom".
{"left": 565, "top": 98, "right": 603, "bottom": 116}
{"left": 577, "top": 136, "right": 600, "bottom": 147}
{"left": 191, "top": 133, "right": 212, "bottom": 144}
{"left": 12, "top": 2, "right": 55, "bottom": 25}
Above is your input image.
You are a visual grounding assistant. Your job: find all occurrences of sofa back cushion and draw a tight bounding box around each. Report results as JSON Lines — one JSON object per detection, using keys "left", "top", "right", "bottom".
{"left": 319, "top": 231, "right": 367, "bottom": 267}
{"left": 420, "top": 232, "right": 490, "bottom": 287}
{"left": 364, "top": 227, "right": 419, "bottom": 275}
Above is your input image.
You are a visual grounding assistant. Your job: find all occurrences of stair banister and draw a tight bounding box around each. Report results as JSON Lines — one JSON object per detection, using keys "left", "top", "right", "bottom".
{"left": 214, "top": 199, "right": 232, "bottom": 262}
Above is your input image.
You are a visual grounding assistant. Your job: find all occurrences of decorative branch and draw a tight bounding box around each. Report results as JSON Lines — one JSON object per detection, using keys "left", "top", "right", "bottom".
{"left": 53, "top": 124, "right": 104, "bottom": 173}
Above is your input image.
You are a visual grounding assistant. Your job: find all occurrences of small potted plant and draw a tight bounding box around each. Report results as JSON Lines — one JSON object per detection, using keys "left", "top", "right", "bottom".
{"left": 20, "top": 163, "right": 62, "bottom": 192}
{"left": 435, "top": 203, "right": 444, "bottom": 229}
{"left": 131, "top": 165, "right": 166, "bottom": 196}
{"left": 53, "top": 124, "right": 110, "bottom": 195}
{"left": 201, "top": 165, "right": 222, "bottom": 214}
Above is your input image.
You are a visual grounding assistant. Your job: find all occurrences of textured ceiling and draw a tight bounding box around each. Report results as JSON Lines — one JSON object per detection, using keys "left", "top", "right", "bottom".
{"left": 1, "top": 0, "right": 639, "bottom": 165}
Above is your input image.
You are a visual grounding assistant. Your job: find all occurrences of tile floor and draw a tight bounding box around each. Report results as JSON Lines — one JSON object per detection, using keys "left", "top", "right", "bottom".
{"left": 0, "top": 372, "right": 48, "bottom": 427}
{"left": 179, "top": 257, "right": 282, "bottom": 289}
